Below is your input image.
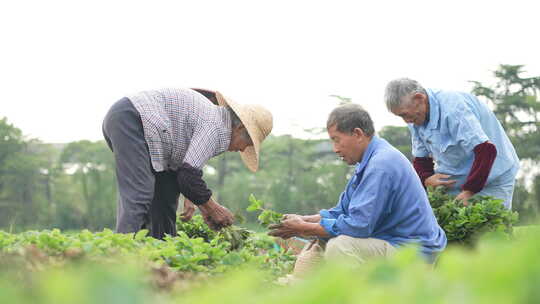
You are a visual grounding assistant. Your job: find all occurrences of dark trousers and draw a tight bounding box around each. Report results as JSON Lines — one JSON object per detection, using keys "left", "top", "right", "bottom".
{"left": 102, "top": 97, "right": 179, "bottom": 239}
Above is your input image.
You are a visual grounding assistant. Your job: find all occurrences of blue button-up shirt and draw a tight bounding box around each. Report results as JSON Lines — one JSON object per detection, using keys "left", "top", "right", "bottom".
{"left": 319, "top": 136, "right": 447, "bottom": 256}
{"left": 409, "top": 89, "right": 520, "bottom": 190}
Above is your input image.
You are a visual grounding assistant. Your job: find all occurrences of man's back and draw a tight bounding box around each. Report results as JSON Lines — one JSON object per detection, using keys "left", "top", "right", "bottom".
{"left": 127, "top": 88, "right": 231, "bottom": 171}
{"left": 368, "top": 138, "right": 446, "bottom": 255}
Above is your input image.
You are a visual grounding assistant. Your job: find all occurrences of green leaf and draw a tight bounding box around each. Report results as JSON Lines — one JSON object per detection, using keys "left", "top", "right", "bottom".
{"left": 246, "top": 194, "right": 262, "bottom": 212}
{"left": 134, "top": 229, "right": 148, "bottom": 241}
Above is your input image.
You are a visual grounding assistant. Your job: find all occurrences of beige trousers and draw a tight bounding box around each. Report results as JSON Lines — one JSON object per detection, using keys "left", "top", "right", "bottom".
{"left": 323, "top": 235, "right": 396, "bottom": 264}
{"left": 291, "top": 236, "right": 397, "bottom": 277}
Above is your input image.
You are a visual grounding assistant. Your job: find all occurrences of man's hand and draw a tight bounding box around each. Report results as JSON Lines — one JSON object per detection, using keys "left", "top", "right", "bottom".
{"left": 282, "top": 214, "right": 322, "bottom": 223}
{"left": 302, "top": 214, "right": 322, "bottom": 223}
{"left": 455, "top": 190, "right": 474, "bottom": 206}
{"left": 425, "top": 173, "right": 457, "bottom": 188}
{"left": 201, "top": 213, "right": 220, "bottom": 230}
{"left": 179, "top": 198, "right": 196, "bottom": 222}
{"left": 197, "top": 199, "right": 234, "bottom": 231}
{"left": 268, "top": 215, "right": 306, "bottom": 239}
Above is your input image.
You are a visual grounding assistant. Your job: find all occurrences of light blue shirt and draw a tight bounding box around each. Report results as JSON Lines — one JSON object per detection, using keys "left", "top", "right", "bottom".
{"left": 409, "top": 89, "right": 520, "bottom": 191}
{"left": 319, "top": 136, "right": 447, "bottom": 256}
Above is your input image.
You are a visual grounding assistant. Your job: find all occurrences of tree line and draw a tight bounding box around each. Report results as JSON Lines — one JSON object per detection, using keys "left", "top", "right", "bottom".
{"left": 0, "top": 65, "right": 538, "bottom": 231}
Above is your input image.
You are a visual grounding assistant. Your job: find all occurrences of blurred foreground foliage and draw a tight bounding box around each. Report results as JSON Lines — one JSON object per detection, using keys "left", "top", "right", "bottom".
{"left": 0, "top": 226, "right": 538, "bottom": 303}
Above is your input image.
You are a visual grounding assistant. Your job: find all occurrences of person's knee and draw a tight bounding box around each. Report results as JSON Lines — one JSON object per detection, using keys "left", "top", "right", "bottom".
{"left": 324, "top": 235, "right": 362, "bottom": 261}
{"left": 324, "top": 236, "right": 393, "bottom": 263}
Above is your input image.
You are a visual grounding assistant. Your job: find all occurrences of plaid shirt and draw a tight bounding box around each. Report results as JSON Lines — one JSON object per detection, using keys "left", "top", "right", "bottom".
{"left": 127, "top": 88, "right": 232, "bottom": 172}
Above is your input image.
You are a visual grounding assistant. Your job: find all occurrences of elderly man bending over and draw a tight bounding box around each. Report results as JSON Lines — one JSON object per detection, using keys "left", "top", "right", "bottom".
{"left": 269, "top": 104, "right": 446, "bottom": 263}
{"left": 103, "top": 88, "right": 272, "bottom": 239}
{"left": 384, "top": 78, "right": 519, "bottom": 209}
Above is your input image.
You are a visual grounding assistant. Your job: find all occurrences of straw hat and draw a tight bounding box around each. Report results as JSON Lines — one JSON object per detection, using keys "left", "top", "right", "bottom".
{"left": 192, "top": 88, "right": 273, "bottom": 172}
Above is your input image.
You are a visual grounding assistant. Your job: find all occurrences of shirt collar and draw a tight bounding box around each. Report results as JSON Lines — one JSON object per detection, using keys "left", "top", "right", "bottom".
{"left": 425, "top": 88, "right": 440, "bottom": 130}
{"left": 354, "top": 136, "right": 381, "bottom": 174}
{"left": 214, "top": 106, "right": 232, "bottom": 155}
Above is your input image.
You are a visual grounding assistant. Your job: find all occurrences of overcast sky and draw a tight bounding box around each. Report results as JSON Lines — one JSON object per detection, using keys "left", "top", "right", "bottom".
{"left": 1, "top": 0, "right": 539, "bottom": 143}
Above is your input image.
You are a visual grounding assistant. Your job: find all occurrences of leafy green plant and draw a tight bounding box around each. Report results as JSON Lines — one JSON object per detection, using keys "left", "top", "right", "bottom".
{"left": 246, "top": 194, "right": 283, "bottom": 228}
{"left": 0, "top": 225, "right": 295, "bottom": 278}
{"left": 176, "top": 215, "right": 251, "bottom": 251}
{"left": 176, "top": 215, "right": 218, "bottom": 242}
{"left": 0, "top": 194, "right": 298, "bottom": 284}
{"left": 428, "top": 187, "right": 518, "bottom": 246}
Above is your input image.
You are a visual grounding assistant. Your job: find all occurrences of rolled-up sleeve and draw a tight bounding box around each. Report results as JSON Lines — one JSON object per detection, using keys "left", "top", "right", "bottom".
{"left": 320, "top": 169, "right": 391, "bottom": 238}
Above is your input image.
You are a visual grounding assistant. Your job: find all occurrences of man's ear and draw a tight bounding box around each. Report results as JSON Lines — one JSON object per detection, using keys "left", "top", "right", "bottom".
{"left": 412, "top": 92, "right": 426, "bottom": 105}
{"left": 352, "top": 127, "right": 365, "bottom": 138}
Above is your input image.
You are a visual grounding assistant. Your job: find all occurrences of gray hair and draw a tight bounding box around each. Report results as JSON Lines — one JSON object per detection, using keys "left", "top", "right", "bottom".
{"left": 384, "top": 78, "right": 427, "bottom": 111}
{"left": 327, "top": 103, "right": 375, "bottom": 137}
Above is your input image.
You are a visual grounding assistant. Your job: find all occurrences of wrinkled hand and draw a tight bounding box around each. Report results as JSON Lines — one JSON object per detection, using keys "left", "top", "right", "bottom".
{"left": 179, "top": 198, "right": 196, "bottom": 222}
{"left": 282, "top": 214, "right": 301, "bottom": 221}
{"left": 201, "top": 213, "right": 220, "bottom": 230}
{"left": 198, "top": 200, "right": 234, "bottom": 231}
{"left": 283, "top": 214, "right": 321, "bottom": 223}
{"left": 268, "top": 215, "right": 306, "bottom": 239}
{"left": 456, "top": 190, "right": 474, "bottom": 206}
{"left": 425, "top": 173, "right": 457, "bottom": 188}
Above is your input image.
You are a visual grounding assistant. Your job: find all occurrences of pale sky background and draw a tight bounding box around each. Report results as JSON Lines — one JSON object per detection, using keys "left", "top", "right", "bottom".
{"left": 1, "top": 0, "right": 539, "bottom": 143}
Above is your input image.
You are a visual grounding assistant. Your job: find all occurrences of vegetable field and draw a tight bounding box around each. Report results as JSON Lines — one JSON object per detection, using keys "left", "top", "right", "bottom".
{"left": 0, "top": 192, "right": 537, "bottom": 303}
{"left": 1, "top": 226, "right": 538, "bottom": 303}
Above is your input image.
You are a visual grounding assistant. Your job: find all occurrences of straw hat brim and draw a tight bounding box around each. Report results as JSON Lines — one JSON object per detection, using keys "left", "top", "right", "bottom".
{"left": 215, "top": 92, "right": 265, "bottom": 172}
{"left": 191, "top": 88, "right": 272, "bottom": 172}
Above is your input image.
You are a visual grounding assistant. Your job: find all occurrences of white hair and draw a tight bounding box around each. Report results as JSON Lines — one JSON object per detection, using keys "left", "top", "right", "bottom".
{"left": 384, "top": 78, "right": 427, "bottom": 111}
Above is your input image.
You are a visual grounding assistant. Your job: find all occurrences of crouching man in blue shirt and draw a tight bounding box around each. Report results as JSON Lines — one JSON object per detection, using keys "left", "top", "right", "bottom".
{"left": 269, "top": 104, "right": 447, "bottom": 263}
